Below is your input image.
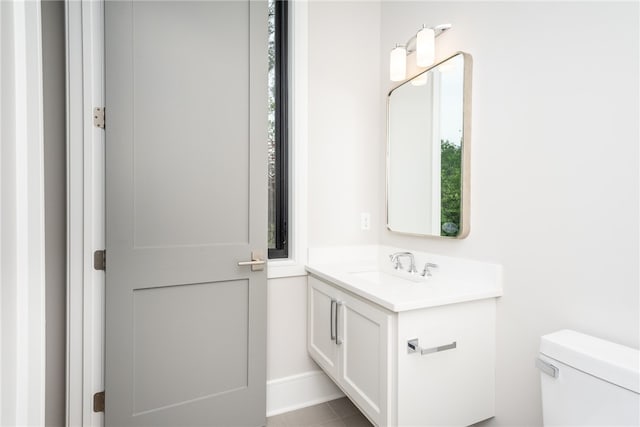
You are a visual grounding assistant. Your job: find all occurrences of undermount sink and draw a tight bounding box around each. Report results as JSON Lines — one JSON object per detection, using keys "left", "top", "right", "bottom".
{"left": 349, "top": 270, "right": 424, "bottom": 285}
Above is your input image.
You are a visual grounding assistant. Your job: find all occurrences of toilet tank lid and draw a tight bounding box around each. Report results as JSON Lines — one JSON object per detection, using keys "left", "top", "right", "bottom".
{"left": 540, "top": 329, "right": 640, "bottom": 393}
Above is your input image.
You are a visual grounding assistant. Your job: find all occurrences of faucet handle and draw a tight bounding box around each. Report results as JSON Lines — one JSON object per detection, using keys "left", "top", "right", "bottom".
{"left": 389, "top": 254, "right": 401, "bottom": 270}
{"left": 421, "top": 262, "right": 439, "bottom": 277}
{"left": 389, "top": 252, "right": 418, "bottom": 273}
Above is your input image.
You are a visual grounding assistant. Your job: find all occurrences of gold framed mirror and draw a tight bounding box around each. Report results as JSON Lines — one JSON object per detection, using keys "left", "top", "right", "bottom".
{"left": 386, "top": 52, "right": 472, "bottom": 238}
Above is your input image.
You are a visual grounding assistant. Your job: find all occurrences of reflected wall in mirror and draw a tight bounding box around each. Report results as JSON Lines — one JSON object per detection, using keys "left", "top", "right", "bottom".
{"left": 387, "top": 52, "right": 471, "bottom": 238}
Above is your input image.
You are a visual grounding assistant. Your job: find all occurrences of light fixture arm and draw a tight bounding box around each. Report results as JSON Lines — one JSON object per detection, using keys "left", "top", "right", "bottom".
{"left": 404, "top": 23, "right": 452, "bottom": 54}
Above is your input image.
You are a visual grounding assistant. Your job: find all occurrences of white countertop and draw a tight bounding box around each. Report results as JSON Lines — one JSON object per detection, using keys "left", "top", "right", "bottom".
{"left": 306, "top": 246, "right": 503, "bottom": 312}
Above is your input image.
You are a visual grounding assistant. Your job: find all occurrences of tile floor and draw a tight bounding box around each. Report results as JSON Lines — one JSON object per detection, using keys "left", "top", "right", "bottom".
{"left": 267, "top": 397, "right": 373, "bottom": 427}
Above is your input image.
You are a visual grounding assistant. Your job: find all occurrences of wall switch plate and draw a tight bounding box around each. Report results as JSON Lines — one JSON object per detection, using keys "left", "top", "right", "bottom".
{"left": 360, "top": 213, "right": 370, "bottom": 230}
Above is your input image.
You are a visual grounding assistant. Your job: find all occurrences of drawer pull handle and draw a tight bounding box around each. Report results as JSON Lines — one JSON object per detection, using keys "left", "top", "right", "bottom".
{"left": 335, "top": 301, "right": 343, "bottom": 345}
{"left": 407, "top": 339, "right": 457, "bottom": 355}
{"left": 330, "top": 299, "right": 336, "bottom": 341}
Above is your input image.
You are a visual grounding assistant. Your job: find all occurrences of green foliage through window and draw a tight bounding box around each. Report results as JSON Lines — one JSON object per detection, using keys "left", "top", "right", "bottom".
{"left": 267, "top": 0, "right": 288, "bottom": 258}
{"left": 440, "top": 140, "right": 461, "bottom": 236}
{"left": 267, "top": 0, "right": 276, "bottom": 248}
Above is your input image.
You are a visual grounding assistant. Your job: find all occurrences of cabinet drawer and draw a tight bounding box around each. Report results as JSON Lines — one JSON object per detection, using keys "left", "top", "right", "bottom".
{"left": 397, "top": 299, "right": 496, "bottom": 426}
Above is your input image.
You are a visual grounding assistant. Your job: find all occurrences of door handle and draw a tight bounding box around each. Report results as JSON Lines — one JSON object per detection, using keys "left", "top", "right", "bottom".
{"left": 237, "top": 251, "right": 266, "bottom": 271}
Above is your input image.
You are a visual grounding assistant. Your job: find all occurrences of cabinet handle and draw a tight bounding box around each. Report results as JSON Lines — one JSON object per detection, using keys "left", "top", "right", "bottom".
{"left": 335, "top": 301, "right": 343, "bottom": 345}
{"left": 330, "top": 299, "right": 336, "bottom": 341}
{"left": 407, "top": 339, "right": 456, "bottom": 355}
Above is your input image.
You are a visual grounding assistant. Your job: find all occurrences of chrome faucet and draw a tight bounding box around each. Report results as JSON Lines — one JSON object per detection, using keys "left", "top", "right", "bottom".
{"left": 389, "top": 252, "right": 418, "bottom": 274}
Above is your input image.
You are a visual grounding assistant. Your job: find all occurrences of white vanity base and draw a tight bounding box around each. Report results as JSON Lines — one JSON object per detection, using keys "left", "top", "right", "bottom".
{"left": 306, "top": 246, "right": 501, "bottom": 427}
{"left": 308, "top": 275, "right": 496, "bottom": 427}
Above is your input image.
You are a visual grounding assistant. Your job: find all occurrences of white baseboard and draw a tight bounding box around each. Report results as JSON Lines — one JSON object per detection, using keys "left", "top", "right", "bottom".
{"left": 266, "top": 370, "right": 344, "bottom": 417}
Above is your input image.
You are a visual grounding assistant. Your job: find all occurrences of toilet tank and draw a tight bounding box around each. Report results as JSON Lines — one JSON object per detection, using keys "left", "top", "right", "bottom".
{"left": 538, "top": 329, "right": 640, "bottom": 426}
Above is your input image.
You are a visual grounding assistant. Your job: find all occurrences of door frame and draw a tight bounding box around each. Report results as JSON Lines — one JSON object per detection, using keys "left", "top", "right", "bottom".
{"left": 0, "top": 1, "right": 47, "bottom": 425}
{"left": 66, "top": 1, "right": 105, "bottom": 426}
{"left": 65, "top": 1, "right": 310, "bottom": 426}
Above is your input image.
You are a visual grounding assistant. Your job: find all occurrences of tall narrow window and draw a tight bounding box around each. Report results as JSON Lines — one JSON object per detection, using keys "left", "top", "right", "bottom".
{"left": 268, "top": 0, "right": 289, "bottom": 259}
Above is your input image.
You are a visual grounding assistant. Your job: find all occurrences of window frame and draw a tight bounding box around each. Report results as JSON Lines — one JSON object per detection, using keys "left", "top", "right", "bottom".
{"left": 269, "top": 0, "right": 289, "bottom": 259}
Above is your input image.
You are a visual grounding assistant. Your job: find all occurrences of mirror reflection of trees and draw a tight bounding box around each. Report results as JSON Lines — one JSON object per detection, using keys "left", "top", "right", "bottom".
{"left": 440, "top": 140, "right": 461, "bottom": 237}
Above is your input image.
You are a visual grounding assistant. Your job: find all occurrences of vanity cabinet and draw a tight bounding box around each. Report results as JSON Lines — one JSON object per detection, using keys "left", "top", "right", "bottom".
{"left": 308, "top": 277, "right": 393, "bottom": 425}
{"left": 307, "top": 274, "right": 496, "bottom": 427}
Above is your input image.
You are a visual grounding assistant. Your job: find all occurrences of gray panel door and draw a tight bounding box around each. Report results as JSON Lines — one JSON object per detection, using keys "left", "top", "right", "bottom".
{"left": 104, "top": 1, "right": 268, "bottom": 426}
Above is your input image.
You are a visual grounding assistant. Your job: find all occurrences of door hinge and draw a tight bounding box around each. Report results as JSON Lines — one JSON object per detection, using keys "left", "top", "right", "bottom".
{"left": 93, "top": 107, "right": 105, "bottom": 129}
{"left": 94, "top": 250, "right": 106, "bottom": 271}
{"left": 93, "top": 391, "right": 105, "bottom": 412}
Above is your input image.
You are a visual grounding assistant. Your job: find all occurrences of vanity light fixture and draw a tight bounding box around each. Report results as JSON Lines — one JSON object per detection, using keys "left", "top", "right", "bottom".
{"left": 389, "top": 44, "right": 407, "bottom": 82}
{"left": 416, "top": 25, "right": 435, "bottom": 67}
{"left": 389, "top": 23, "right": 451, "bottom": 82}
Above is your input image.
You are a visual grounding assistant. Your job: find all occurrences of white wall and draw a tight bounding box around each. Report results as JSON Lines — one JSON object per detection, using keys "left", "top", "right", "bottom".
{"left": 379, "top": 2, "right": 639, "bottom": 425}
{"left": 267, "top": 276, "right": 317, "bottom": 381}
{"left": 307, "top": 0, "right": 382, "bottom": 247}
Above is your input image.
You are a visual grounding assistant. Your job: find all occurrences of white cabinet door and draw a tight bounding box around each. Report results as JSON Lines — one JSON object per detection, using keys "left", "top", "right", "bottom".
{"left": 339, "top": 292, "right": 392, "bottom": 426}
{"left": 308, "top": 277, "right": 341, "bottom": 379}
{"left": 308, "top": 275, "right": 394, "bottom": 426}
